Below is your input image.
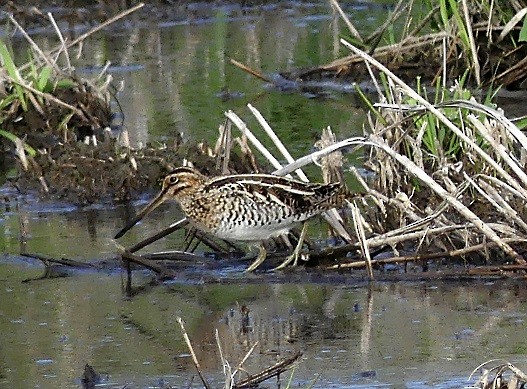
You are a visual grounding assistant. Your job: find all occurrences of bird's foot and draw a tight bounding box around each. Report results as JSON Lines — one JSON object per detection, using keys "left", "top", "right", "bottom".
{"left": 272, "top": 223, "right": 308, "bottom": 271}
{"left": 245, "top": 244, "right": 267, "bottom": 272}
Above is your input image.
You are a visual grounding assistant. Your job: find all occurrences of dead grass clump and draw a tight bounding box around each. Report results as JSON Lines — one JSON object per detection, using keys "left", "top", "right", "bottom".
{"left": 338, "top": 40, "right": 527, "bottom": 274}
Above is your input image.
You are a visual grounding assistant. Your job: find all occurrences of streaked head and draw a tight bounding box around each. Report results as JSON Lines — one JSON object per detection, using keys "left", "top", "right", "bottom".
{"left": 114, "top": 167, "right": 206, "bottom": 239}
{"left": 160, "top": 167, "right": 206, "bottom": 199}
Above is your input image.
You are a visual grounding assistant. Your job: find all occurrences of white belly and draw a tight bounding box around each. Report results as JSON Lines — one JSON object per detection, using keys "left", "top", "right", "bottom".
{"left": 213, "top": 224, "right": 297, "bottom": 242}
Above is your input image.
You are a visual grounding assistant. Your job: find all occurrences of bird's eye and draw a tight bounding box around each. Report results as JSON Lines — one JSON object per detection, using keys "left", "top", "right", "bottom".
{"left": 168, "top": 176, "right": 179, "bottom": 184}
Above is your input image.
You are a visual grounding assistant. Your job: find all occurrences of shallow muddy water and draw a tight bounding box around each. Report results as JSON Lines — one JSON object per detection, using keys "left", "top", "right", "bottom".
{"left": 1, "top": 259, "right": 527, "bottom": 388}
{"left": 2, "top": 1, "right": 527, "bottom": 388}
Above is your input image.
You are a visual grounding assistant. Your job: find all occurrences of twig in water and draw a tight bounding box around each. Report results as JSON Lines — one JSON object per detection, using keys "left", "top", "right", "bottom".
{"left": 128, "top": 218, "right": 189, "bottom": 253}
{"left": 120, "top": 250, "right": 175, "bottom": 279}
{"left": 233, "top": 351, "right": 303, "bottom": 389}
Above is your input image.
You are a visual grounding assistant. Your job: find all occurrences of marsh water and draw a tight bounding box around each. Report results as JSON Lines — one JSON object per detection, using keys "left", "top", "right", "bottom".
{"left": 1, "top": 2, "right": 527, "bottom": 388}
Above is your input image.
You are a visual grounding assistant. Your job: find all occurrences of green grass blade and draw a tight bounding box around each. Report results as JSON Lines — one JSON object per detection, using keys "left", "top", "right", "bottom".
{"left": 520, "top": 14, "right": 527, "bottom": 42}
{"left": 56, "top": 78, "right": 76, "bottom": 89}
{"left": 0, "top": 129, "right": 37, "bottom": 157}
{"left": 0, "top": 40, "right": 28, "bottom": 111}
{"left": 37, "top": 66, "right": 53, "bottom": 92}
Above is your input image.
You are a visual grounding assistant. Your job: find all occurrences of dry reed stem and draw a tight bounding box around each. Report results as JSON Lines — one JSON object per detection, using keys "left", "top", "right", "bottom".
{"left": 247, "top": 104, "right": 308, "bottom": 181}
{"left": 469, "top": 360, "right": 527, "bottom": 389}
{"left": 467, "top": 115, "right": 527, "bottom": 190}
{"left": 177, "top": 317, "right": 213, "bottom": 389}
{"left": 225, "top": 110, "right": 285, "bottom": 173}
{"left": 47, "top": 12, "right": 71, "bottom": 72}
{"left": 368, "top": 132, "right": 524, "bottom": 262}
{"left": 233, "top": 351, "right": 302, "bottom": 389}
{"left": 475, "top": 177, "right": 527, "bottom": 233}
{"left": 330, "top": 237, "right": 527, "bottom": 270}
{"left": 214, "top": 329, "right": 231, "bottom": 388}
{"left": 376, "top": 101, "right": 527, "bottom": 199}
{"left": 329, "top": 0, "right": 363, "bottom": 42}
{"left": 322, "top": 32, "right": 449, "bottom": 71}
{"left": 18, "top": 3, "right": 145, "bottom": 73}
{"left": 365, "top": 224, "right": 468, "bottom": 249}
{"left": 215, "top": 119, "right": 233, "bottom": 174}
{"left": 461, "top": 0, "right": 481, "bottom": 86}
{"left": 273, "top": 137, "right": 369, "bottom": 176}
{"left": 5, "top": 74, "right": 88, "bottom": 120}
{"left": 350, "top": 201, "right": 373, "bottom": 279}
{"left": 497, "top": 8, "right": 527, "bottom": 43}
{"left": 8, "top": 15, "right": 60, "bottom": 73}
{"left": 366, "top": 0, "right": 410, "bottom": 50}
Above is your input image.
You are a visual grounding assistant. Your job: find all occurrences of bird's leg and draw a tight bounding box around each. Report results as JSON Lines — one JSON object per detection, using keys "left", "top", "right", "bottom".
{"left": 273, "top": 223, "right": 308, "bottom": 271}
{"left": 245, "top": 243, "right": 267, "bottom": 272}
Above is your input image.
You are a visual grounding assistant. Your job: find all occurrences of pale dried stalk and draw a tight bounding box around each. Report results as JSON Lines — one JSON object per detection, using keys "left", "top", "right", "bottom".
{"left": 20, "top": 3, "right": 145, "bottom": 72}
{"left": 381, "top": 99, "right": 527, "bottom": 159}
{"left": 477, "top": 178, "right": 527, "bottom": 233}
{"left": 482, "top": 174, "right": 525, "bottom": 200}
{"left": 375, "top": 101, "right": 527, "bottom": 199}
{"left": 225, "top": 110, "right": 285, "bottom": 172}
{"left": 232, "top": 341, "right": 259, "bottom": 383}
{"left": 47, "top": 12, "right": 72, "bottom": 72}
{"left": 177, "top": 317, "right": 212, "bottom": 389}
{"left": 247, "top": 104, "right": 308, "bottom": 181}
{"left": 6, "top": 74, "right": 88, "bottom": 120}
{"left": 350, "top": 201, "right": 373, "bottom": 279}
{"left": 332, "top": 237, "right": 527, "bottom": 270}
{"left": 13, "top": 137, "right": 29, "bottom": 171}
{"left": 461, "top": 0, "right": 481, "bottom": 85}
{"left": 325, "top": 31, "right": 449, "bottom": 70}
{"left": 342, "top": 37, "right": 527, "bottom": 260}
{"left": 365, "top": 224, "right": 467, "bottom": 248}
{"left": 467, "top": 115, "right": 527, "bottom": 190}
{"left": 273, "top": 137, "right": 369, "bottom": 176}
{"left": 497, "top": 7, "right": 527, "bottom": 43}
{"left": 215, "top": 329, "right": 234, "bottom": 389}
{"left": 215, "top": 119, "right": 232, "bottom": 174}
{"left": 8, "top": 15, "right": 60, "bottom": 73}
{"left": 365, "top": 133, "right": 525, "bottom": 264}
{"left": 329, "top": 0, "right": 363, "bottom": 42}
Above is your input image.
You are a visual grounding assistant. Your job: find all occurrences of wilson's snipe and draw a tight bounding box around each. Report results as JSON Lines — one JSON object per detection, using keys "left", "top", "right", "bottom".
{"left": 114, "top": 167, "right": 346, "bottom": 271}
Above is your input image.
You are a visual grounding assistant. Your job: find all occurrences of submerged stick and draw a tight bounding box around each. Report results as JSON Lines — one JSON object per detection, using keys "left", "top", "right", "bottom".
{"left": 229, "top": 58, "right": 272, "bottom": 83}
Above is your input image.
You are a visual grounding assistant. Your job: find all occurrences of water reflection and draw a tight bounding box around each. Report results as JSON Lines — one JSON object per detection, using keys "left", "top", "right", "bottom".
{"left": 0, "top": 266, "right": 526, "bottom": 388}
{"left": 9, "top": 2, "right": 374, "bottom": 151}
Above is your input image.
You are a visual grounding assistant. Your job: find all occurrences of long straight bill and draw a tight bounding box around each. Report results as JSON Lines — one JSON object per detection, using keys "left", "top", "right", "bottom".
{"left": 114, "top": 189, "right": 168, "bottom": 239}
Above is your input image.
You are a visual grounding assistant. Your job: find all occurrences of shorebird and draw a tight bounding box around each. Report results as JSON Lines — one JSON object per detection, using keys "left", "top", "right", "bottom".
{"left": 114, "top": 167, "right": 346, "bottom": 271}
